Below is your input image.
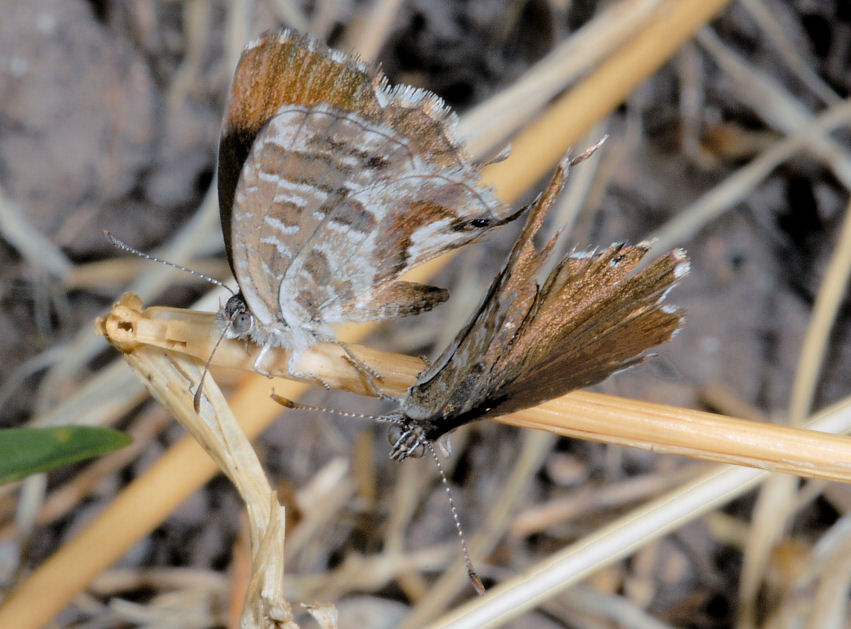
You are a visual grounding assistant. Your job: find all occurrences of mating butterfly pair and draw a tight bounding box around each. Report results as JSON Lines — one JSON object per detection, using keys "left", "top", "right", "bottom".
{"left": 104, "top": 28, "right": 686, "bottom": 595}
{"left": 218, "top": 29, "right": 687, "bottom": 455}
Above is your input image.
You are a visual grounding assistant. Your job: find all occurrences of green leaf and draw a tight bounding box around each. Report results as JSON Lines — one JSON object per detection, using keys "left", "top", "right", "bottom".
{"left": 0, "top": 426, "right": 132, "bottom": 485}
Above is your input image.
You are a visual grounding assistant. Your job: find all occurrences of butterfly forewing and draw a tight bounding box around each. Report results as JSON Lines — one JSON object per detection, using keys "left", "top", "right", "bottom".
{"left": 219, "top": 30, "right": 384, "bottom": 259}
{"left": 491, "top": 247, "right": 687, "bottom": 415}
{"left": 230, "top": 104, "right": 417, "bottom": 335}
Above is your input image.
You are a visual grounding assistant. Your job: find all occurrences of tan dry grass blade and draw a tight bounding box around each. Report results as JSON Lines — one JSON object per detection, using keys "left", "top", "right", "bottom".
{"left": 504, "top": 392, "right": 851, "bottom": 482}
{"left": 480, "top": 0, "right": 732, "bottom": 203}
{"left": 112, "top": 296, "right": 421, "bottom": 398}
{"left": 694, "top": 25, "right": 851, "bottom": 627}
{"left": 118, "top": 343, "right": 297, "bottom": 628}
{"left": 647, "top": 99, "right": 851, "bottom": 256}
{"left": 458, "top": 0, "right": 664, "bottom": 157}
{"left": 738, "top": 197, "right": 851, "bottom": 627}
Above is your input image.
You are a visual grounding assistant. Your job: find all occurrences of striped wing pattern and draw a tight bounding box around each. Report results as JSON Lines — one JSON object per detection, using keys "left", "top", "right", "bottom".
{"left": 220, "top": 29, "right": 517, "bottom": 351}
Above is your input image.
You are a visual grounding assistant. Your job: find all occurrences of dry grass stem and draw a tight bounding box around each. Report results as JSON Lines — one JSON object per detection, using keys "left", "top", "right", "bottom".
{"left": 504, "top": 392, "right": 851, "bottom": 482}
{"left": 102, "top": 294, "right": 420, "bottom": 398}
{"left": 696, "top": 29, "right": 851, "bottom": 189}
{"left": 65, "top": 256, "right": 230, "bottom": 291}
{"left": 481, "top": 0, "right": 732, "bottom": 203}
{"left": 459, "top": 0, "right": 663, "bottom": 156}
{"left": 401, "top": 430, "right": 557, "bottom": 627}
{"left": 0, "top": 184, "right": 71, "bottom": 278}
{"left": 0, "top": 341, "right": 299, "bottom": 629}
{"left": 122, "top": 351, "right": 294, "bottom": 628}
{"left": 739, "top": 0, "right": 841, "bottom": 106}
{"left": 263, "top": 0, "right": 308, "bottom": 34}
{"left": 694, "top": 26, "right": 851, "bottom": 626}
{"left": 339, "top": 0, "right": 405, "bottom": 63}
{"left": 648, "top": 99, "right": 851, "bottom": 255}
{"left": 789, "top": 198, "right": 851, "bottom": 423}
{"left": 739, "top": 197, "right": 851, "bottom": 628}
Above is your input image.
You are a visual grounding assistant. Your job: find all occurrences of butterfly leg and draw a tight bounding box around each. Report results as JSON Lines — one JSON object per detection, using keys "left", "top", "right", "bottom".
{"left": 388, "top": 424, "right": 428, "bottom": 461}
{"left": 336, "top": 342, "right": 383, "bottom": 381}
{"left": 285, "top": 351, "right": 333, "bottom": 390}
{"left": 252, "top": 344, "right": 275, "bottom": 378}
{"left": 251, "top": 344, "right": 330, "bottom": 388}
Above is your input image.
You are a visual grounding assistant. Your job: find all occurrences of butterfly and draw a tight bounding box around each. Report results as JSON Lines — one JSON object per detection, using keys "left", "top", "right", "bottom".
{"left": 217, "top": 29, "right": 522, "bottom": 375}
{"left": 384, "top": 159, "right": 689, "bottom": 461}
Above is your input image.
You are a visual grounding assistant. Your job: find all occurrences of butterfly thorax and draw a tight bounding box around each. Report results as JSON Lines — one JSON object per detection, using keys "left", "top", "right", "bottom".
{"left": 222, "top": 293, "right": 253, "bottom": 337}
{"left": 394, "top": 370, "right": 507, "bottom": 455}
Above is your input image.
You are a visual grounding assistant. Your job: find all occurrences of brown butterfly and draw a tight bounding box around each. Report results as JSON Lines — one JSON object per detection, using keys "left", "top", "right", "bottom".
{"left": 385, "top": 160, "right": 689, "bottom": 461}
{"left": 217, "top": 29, "right": 522, "bottom": 374}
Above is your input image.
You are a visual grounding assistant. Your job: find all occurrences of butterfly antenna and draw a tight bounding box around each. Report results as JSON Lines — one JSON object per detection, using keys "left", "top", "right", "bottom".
{"left": 424, "top": 440, "right": 485, "bottom": 595}
{"left": 192, "top": 319, "right": 233, "bottom": 412}
{"left": 271, "top": 395, "right": 403, "bottom": 425}
{"left": 104, "top": 231, "right": 234, "bottom": 293}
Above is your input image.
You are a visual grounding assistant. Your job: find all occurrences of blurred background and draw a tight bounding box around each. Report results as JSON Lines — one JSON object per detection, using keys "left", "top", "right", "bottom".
{"left": 0, "top": 1, "right": 850, "bottom": 627}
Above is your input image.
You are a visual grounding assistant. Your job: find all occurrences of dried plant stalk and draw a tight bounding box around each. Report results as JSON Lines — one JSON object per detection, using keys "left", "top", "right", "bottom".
{"left": 426, "top": 396, "right": 851, "bottom": 629}
{"left": 480, "top": 0, "right": 733, "bottom": 203}
{"left": 0, "top": 296, "right": 304, "bottom": 629}
{"left": 107, "top": 294, "right": 420, "bottom": 398}
{"left": 117, "top": 344, "right": 296, "bottom": 628}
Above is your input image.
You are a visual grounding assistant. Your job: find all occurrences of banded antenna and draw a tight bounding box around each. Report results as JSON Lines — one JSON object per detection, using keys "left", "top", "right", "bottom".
{"left": 103, "top": 231, "right": 234, "bottom": 294}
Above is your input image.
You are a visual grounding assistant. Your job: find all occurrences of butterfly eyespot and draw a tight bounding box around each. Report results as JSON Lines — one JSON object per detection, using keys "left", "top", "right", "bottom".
{"left": 453, "top": 217, "right": 491, "bottom": 232}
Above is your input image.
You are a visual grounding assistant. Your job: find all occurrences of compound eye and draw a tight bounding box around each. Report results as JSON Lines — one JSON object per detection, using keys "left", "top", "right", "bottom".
{"left": 232, "top": 312, "right": 253, "bottom": 335}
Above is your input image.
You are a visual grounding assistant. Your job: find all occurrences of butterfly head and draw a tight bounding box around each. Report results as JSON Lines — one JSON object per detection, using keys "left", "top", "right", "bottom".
{"left": 222, "top": 293, "right": 255, "bottom": 338}
{"left": 385, "top": 405, "right": 465, "bottom": 462}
